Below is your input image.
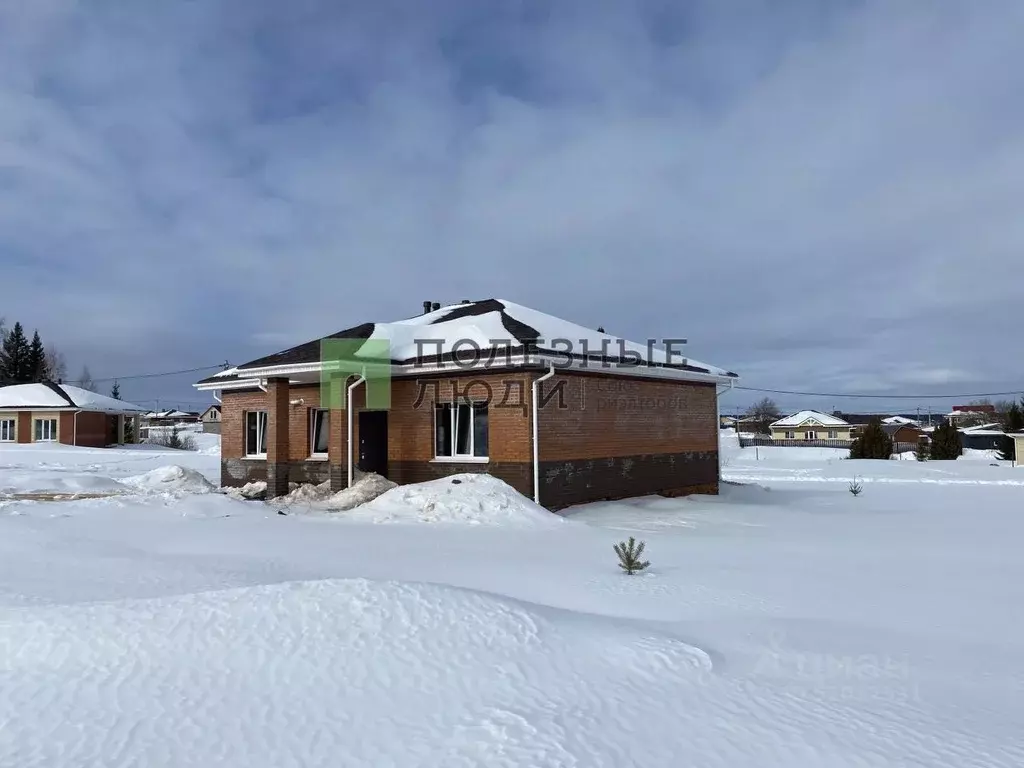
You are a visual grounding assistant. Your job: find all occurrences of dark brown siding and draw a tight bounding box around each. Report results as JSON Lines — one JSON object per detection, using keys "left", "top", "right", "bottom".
{"left": 71, "top": 412, "right": 113, "bottom": 447}
{"left": 17, "top": 412, "right": 31, "bottom": 444}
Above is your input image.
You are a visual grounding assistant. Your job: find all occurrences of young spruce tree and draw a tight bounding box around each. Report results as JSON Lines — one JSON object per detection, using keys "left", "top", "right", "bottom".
{"left": 929, "top": 419, "right": 963, "bottom": 460}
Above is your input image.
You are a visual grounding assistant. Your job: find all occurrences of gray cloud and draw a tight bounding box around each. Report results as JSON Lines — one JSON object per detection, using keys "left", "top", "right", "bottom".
{"left": 0, "top": 0, "right": 1021, "bottom": 412}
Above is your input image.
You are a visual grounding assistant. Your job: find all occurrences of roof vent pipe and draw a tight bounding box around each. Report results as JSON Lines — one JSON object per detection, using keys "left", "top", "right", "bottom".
{"left": 423, "top": 300, "right": 432, "bottom": 314}
{"left": 432, "top": 302, "right": 441, "bottom": 311}
{"left": 597, "top": 326, "right": 605, "bottom": 333}
{"left": 461, "top": 299, "right": 471, "bottom": 304}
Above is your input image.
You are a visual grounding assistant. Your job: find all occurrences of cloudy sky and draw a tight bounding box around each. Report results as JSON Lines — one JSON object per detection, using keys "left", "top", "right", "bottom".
{"left": 1, "top": 0, "right": 1021, "bottom": 414}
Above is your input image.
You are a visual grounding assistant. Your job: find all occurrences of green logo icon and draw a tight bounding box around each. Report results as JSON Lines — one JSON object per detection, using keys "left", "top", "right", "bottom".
{"left": 320, "top": 338, "right": 392, "bottom": 410}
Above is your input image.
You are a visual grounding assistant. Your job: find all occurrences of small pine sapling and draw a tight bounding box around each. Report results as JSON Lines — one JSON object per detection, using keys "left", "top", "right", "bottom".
{"left": 614, "top": 536, "right": 651, "bottom": 575}
{"left": 849, "top": 478, "right": 863, "bottom": 496}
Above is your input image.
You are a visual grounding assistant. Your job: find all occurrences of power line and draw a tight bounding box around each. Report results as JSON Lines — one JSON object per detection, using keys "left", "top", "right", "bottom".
{"left": 69, "top": 363, "right": 229, "bottom": 386}
{"left": 733, "top": 386, "right": 1023, "bottom": 400}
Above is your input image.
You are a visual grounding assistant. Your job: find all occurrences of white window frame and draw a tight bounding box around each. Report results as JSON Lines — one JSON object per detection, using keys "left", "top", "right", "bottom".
{"left": 785, "top": 431, "right": 795, "bottom": 439}
{"left": 34, "top": 417, "right": 58, "bottom": 442}
{"left": 309, "top": 408, "right": 329, "bottom": 458}
{"left": 827, "top": 430, "right": 838, "bottom": 439}
{"left": 804, "top": 430, "right": 817, "bottom": 440}
{"left": 245, "top": 410, "right": 268, "bottom": 458}
{"left": 433, "top": 401, "right": 489, "bottom": 462}
{"left": 0, "top": 418, "right": 15, "bottom": 442}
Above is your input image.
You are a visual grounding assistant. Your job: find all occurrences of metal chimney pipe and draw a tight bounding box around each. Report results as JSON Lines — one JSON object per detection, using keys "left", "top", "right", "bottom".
{"left": 423, "top": 300, "right": 432, "bottom": 314}
{"left": 432, "top": 302, "right": 441, "bottom": 311}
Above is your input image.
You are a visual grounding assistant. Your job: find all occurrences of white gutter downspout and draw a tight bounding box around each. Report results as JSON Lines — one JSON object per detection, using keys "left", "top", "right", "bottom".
{"left": 212, "top": 390, "right": 222, "bottom": 404}
{"left": 531, "top": 364, "right": 556, "bottom": 505}
{"left": 347, "top": 370, "right": 366, "bottom": 488}
{"left": 256, "top": 379, "right": 268, "bottom": 393}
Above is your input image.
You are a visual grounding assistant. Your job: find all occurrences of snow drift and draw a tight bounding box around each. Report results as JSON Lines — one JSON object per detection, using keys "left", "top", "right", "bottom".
{"left": 0, "top": 578, "right": 710, "bottom": 768}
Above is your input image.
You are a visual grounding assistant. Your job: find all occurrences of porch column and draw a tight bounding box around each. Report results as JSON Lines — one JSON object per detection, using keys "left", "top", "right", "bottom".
{"left": 266, "top": 377, "right": 290, "bottom": 498}
{"left": 117, "top": 414, "right": 125, "bottom": 444}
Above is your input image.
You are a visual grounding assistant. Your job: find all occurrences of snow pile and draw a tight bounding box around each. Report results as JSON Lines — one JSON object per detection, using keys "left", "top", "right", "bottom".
{"left": 121, "top": 466, "right": 216, "bottom": 495}
{"left": 345, "top": 473, "right": 563, "bottom": 526}
{"left": 322, "top": 473, "right": 397, "bottom": 511}
{"left": 277, "top": 480, "right": 333, "bottom": 505}
{"left": 224, "top": 481, "right": 267, "bottom": 500}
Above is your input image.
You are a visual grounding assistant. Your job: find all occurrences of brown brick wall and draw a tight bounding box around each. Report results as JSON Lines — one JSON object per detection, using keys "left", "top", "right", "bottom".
{"left": 534, "top": 372, "right": 720, "bottom": 506}
{"left": 538, "top": 372, "right": 718, "bottom": 460}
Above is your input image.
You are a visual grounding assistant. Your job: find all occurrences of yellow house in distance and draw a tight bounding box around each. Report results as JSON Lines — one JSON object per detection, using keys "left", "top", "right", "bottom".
{"left": 770, "top": 410, "right": 853, "bottom": 441}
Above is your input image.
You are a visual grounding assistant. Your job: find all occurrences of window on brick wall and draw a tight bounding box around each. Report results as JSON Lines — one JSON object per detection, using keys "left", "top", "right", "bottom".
{"left": 310, "top": 409, "right": 329, "bottom": 456}
{"left": 245, "top": 411, "right": 268, "bottom": 457}
{"left": 34, "top": 418, "right": 58, "bottom": 442}
{"left": 434, "top": 402, "right": 488, "bottom": 459}
{"left": 0, "top": 419, "right": 15, "bottom": 441}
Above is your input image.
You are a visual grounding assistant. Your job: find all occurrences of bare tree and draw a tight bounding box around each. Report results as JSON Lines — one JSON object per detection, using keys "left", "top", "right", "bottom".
{"left": 745, "top": 397, "right": 782, "bottom": 434}
{"left": 44, "top": 345, "right": 67, "bottom": 382}
{"left": 77, "top": 365, "right": 96, "bottom": 392}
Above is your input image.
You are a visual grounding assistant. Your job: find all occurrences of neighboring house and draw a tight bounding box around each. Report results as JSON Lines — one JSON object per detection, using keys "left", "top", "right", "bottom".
{"left": 882, "top": 423, "right": 925, "bottom": 448}
{"left": 947, "top": 404, "right": 997, "bottom": 426}
{"left": 1010, "top": 433, "right": 1024, "bottom": 465}
{"left": 769, "top": 410, "right": 853, "bottom": 441}
{"left": 958, "top": 423, "right": 1006, "bottom": 451}
{"left": 882, "top": 415, "right": 922, "bottom": 427}
{"left": 143, "top": 409, "right": 200, "bottom": 426}
{"left": 0, "top": 382, "right": 145, "bottom": 447}
{"left": 194, "top": 298, "right": 738, "bottom": 509}
{"left": 733, "top": 416, "right": 765, "bottom": 434}
{"left": 201, "top": 404, "right": 222, "bottom": 434}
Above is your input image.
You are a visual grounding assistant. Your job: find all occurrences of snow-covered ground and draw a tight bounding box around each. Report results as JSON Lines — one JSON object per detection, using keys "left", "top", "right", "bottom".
{"left": 1, "top": 433, "right": 1023, "bottom": 766}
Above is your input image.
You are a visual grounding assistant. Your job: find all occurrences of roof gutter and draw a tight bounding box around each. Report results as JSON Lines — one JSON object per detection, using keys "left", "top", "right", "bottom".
{"left": 348, "top": 370, "right": 366, "bottom": 488}
{"left": 531, "top": 364, "right": 556, "bottom": 506}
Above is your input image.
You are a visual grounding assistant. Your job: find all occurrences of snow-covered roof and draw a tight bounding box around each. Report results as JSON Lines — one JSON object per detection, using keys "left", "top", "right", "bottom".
{"left": 196, "top": 298, "right": 737, "bottom": 386}
{"left": 881, "top": 416, "right": 921, "bottom": 426}
{"left": 0, "top": 383, "right": 145, "bottom": 414}
{"left": 959, "top": 423, "right": 1005, "bottom": 436}
{"left": 771, "top": 410, "right": 850, "bottom": 428}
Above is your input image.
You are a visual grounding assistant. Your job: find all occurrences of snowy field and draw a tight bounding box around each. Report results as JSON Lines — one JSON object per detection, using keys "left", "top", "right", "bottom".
{"left": 2, "top": 432, "right": 1023, "bottom": 767}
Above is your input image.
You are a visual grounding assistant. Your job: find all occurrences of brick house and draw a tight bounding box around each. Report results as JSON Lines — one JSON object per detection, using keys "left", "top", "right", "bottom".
{"left": 195, "top": 299, "right": 738, "bottom": 509}
{"left": 0, "top": 382, "right": 144, "bottom": 447}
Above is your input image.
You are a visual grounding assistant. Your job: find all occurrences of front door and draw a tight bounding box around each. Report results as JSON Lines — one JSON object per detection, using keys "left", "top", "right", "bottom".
{"left": 358, "top": 411, "right": 388, "bottom": 477}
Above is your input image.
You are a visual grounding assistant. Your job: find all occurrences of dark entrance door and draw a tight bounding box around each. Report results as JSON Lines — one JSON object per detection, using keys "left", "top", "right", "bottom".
{"left": 358, "top": 411, "right": 388, "bottom": 477}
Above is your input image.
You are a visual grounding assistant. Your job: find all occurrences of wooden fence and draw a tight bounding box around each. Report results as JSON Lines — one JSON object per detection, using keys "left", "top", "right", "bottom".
{"left": 738, "top": 436, "right": 920, "bottom": 453}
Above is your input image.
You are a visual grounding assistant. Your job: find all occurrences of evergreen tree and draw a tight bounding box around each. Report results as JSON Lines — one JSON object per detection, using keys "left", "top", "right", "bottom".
{"left": 27, "top": 331, "right": 46, "bottom": 381}
{"left": 997, "top": 400, "right": 1024, "bottom": 461}
{"left": 929, "top": 419, "right": 963, "bottom": 460}
{"left": 0, "top": 322, "right": 31, "bottom": 383}
{"left": 849, "top": 418, "right": 893, "bottom": 459}
{"left": 110, "top": 380, "right": 121, "bottom": 400}
{"left": 916, "top": 436, "right": 930, "bottom": 461}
